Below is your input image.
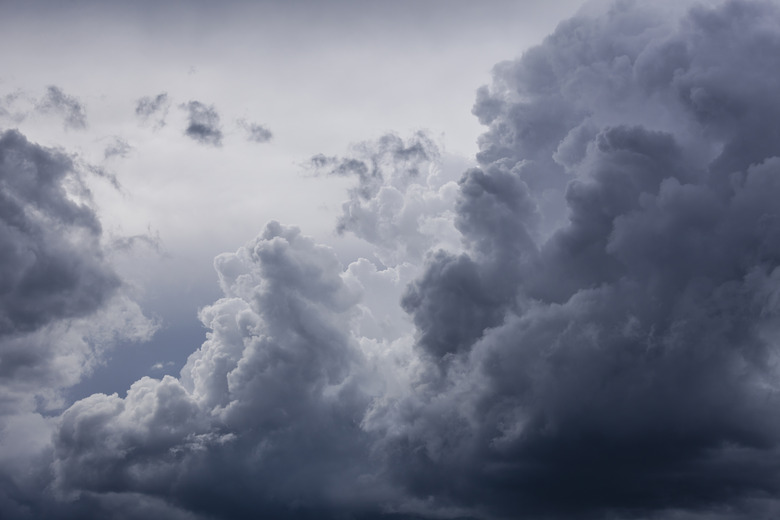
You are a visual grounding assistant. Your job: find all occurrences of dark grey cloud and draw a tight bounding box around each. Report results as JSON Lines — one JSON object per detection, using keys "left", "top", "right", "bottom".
{"left": 135, "top": 92, "right": 170, "bottom": 128}
{"left": 0, "top": 129, "right": 155, "bottom": 519}
{"left": 36, "top": 86, "right": 87, "bottom": 130}
{"left": 51, "top": 222, "right": 382, "bottom": 519}
{"left": 376, "top": 1, "right": 780, "bottom": 518}
{"left": 0, "top": 130, "right": 118, "bottom": 337}
{"left": 181, "top": 100, "right": 223, "bottom": 147}
{"left": 11, "top": 1, "right": 780, "bottom": 520}
{"left": 312, "top": 132, "right": 437, "bottom": 200}
{"left": 237, "top": 118, "right": 273, "bottom": 143}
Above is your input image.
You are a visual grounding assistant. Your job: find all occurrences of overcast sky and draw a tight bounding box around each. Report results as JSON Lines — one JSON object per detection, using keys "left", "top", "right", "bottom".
{"left": 5, "top": 0, "right": 780, "bottom": 519}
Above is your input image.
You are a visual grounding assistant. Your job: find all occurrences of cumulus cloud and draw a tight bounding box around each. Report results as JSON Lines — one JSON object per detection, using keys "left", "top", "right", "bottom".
{"left": 9, "top": 1, "right": 780, "bottom": 519}
{"left": 310, "top": 132, "right": 461, "bottom": 265}
{"left": 134, "top": 92, "right": 170, "bottom": 128}
{"left": 181, "top": 101, "right": 223, "bottom": 147}
{"left": 52, "top": 222, "right": 384, "bottom": 519}
{"left": 36, "top": 86, "right": 87, "bottom": 130}
{"left": 373, "top": 1, "right": 780, "bottom": 518}
{"left": 237, "top": 118, "right": 273, "bottom": 143}
{"left": 0, "top": 129, "right": 155, "bottom": 517}
{"left": 0, "top": 130, "right": 117, "bottom": 338}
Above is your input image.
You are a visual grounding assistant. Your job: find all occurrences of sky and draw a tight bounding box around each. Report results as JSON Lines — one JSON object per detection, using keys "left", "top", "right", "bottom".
{"left": 4, "top": 0, "right": 780, "bottom": 519}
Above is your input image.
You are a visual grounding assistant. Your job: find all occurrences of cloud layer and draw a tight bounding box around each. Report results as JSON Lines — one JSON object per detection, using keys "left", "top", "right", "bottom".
{"left": 5, "top": 0, "right": 780, "bottom": 519}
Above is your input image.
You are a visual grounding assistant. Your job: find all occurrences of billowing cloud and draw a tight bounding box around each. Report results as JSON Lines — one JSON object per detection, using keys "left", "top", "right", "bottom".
{"left": 0, "top": 129, "right": 155, "bottom": 517}
{"left": 52, "top": 222, "right": 384, "bottom": 519}
{"left": 36, "top": 86, "right": 87, "bottom": 130}
{"left": 7, "top": 1, "right": 780, "bottom": 519}
{"left": 181, "top": 101, "right": 223, "bottom": 147}
{"left": 134, "top": 92, "right": 170, "bottom": 128}
{"left": 310, "top": 132, "right": 461, "bottom": 265}
{"left": 0, "top": 130, "right": 117, "bottom": 339}
{"left": 374, "top": 1, "right": 780, "bottom": 518}
{"left": 237, "top": 118, "right": 273, "bottom": 143}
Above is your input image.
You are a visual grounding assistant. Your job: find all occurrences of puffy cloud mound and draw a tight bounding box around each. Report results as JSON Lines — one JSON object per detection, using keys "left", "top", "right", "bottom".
{"left": 31, "top": 1, "right": 780, "bottom": 519}
{"left": 0, "top": 129, "right": 140, "bottom": 411}
{"left": 311, "top": 132, "right": 462, "bottom": 265}
{"left": 0, "top": 129, "right": 155, "bottom": 518}
{"left": 52, "top": 222, "right": 389, "bottom": 519}
{"left": 376, "top": 1, "right": 780, "bottom": 518}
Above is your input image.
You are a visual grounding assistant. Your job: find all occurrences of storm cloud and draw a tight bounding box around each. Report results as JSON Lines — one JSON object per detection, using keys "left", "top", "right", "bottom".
{"left": 0, "top": 129, "right": 154, "bottom": 518}
{"left": 378, "top": 1, "right": 780, "bottom": 518}
{"left": 6, "top": 0, "right": 780, "bottom": 519}
{"left": 52, "top": 222, "right": 382, "bottom": 519}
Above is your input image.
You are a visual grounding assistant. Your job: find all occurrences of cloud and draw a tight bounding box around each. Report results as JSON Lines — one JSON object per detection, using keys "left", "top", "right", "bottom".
{"left": 237, "top": 118, "right": 273, "bottom": 143}
{"left": 134, "top": 92, "right": 170, "bottom": 128}
{"left": 8, "top": 1, "right": 780, "bottom": 519}
{"left": 310, "top": 132, "right": 461, "bottom": 265}
{"left": 103, "top": 136, "right": 133, "bottom": 160}
{"left": 0, "top": 129, "right": 155, "bottom": 517}
{"left": 370, "top": 1, "right": 780, "bottom": 518}
{"left": 51, "top": 222, "right": 384, "bottom": 519}
{"left": 0, "top": 130, "right": 117, "bottom": 337}
{"left": 36, "top": 86, "right": 87, "bottom": 130}
{"left": 181, "top": 101, "right": 223, "bottom": 147}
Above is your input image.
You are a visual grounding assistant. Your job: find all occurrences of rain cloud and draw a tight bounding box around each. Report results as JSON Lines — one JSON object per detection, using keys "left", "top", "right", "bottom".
{"left": 7, "top": 1, "right": 780, "bottom": 519}
{"left": 0, "top": 129, "right": 154, "bottom": 518}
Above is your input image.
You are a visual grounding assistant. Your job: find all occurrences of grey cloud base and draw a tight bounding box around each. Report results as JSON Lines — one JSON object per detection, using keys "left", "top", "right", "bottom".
{"left": 8, "top": 0, "right": 780, "bottom": 519}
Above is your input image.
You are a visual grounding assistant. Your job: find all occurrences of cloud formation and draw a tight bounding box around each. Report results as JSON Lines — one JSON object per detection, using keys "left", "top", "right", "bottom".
{"left": 0, "top": 130, "right": 117, "bottom": 339}
{"left": 52, "top": 222, "right": 381, "bottom": 519}
{"left": 310, "top": 132, "right": 461, "bottom": 265}
{"left": 102, "top": 136, "right": 133, "bottom": 160}
{"left": 377, "top": 1, "right": 780, "bottom": 518}
{"left": 134, "top": 92, "right": 170, "bottom": 128}
{"left": 0, "top": 129, "right": 155, "bottom": 518}
{"left": 237, "top": 118, "right": 273, "bottom": 143}
{"left": 36, "top": 86, "right": 87, "bottom": 130}
{"left": 7, "top": 1, "right": 780, "bottom": 519}
{"left": 181, "top": 101, "right": 223, "bottom": 147}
